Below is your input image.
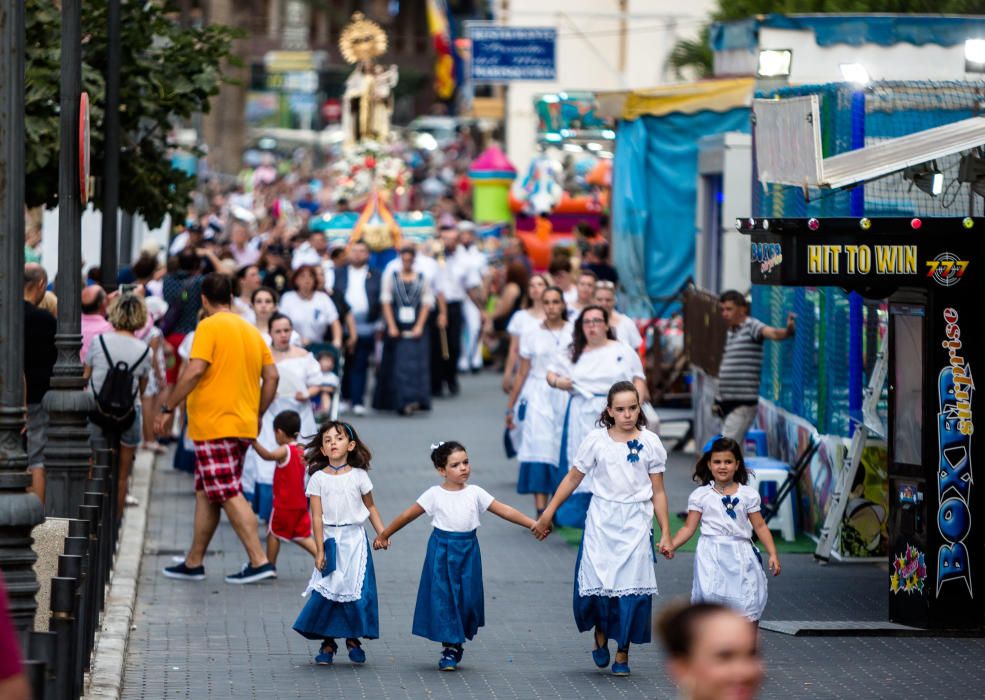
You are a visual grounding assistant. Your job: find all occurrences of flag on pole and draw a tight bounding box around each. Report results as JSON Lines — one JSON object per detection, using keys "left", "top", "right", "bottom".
{"left": 426, "top": 0, "right": 456, "bottom": 100}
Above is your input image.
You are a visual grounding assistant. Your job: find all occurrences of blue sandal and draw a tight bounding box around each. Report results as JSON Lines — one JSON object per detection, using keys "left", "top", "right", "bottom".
{"left": 592, "top": 630, "right": 610, "bottom": 668}
{"left": 315, "top": 640, "right": 337, "bottom": 665}
{"left": 346, "top": 639, "right": 366, "bottom": 664}
{"left": 612, "top": 649, "right": 630, "bottom": 676}
{"left": 438, "top": 645, "right": 464, "bottom": 671}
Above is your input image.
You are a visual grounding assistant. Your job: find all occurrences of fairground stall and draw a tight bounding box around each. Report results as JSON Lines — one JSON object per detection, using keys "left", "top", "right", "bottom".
{"left": 740, "top": 216, "right": 984, "bottom": 630}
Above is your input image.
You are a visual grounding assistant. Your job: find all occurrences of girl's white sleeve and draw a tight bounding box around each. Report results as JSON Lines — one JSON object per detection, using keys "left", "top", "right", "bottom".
{"left": 305, "top": 471, "right": 322, "bottom": 498}
{"left": 572, "top": 431, "right": 599, "bottom": 475}
{"left": 359, "top": 470, "right": 373, "bottom": 495}
{"left": 644, "top": 431, "right": 668, "bottom": 475}
{"left": 687, "top": 487, "right": 705, "bottom": 513}
{"left": 744, "top": 485, "right": 762, "bottom": 513}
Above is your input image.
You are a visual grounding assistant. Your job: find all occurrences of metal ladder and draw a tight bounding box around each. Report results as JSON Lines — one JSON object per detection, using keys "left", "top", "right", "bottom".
{"left": 814, "top": 333, "right": 889, "bottom": 562}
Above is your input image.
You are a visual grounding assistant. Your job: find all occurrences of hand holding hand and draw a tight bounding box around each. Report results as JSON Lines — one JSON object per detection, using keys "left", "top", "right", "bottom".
{"left": 658, "top": 535, "right": 675, "bottom": 559}
{"left": 768, "top": 554, "right": 781, "bottom": 576}
{"left": 531, "top": 516, "right": 552, "bottom": 540}
{"left": 372, "top": 536, "right": 390, "bottom": 550}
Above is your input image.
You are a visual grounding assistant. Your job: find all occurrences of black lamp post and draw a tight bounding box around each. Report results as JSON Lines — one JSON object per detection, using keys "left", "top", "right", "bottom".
{"left": 43, "top": 0, "right": 96, "bottom": 518}
{"left": 0, "top": 0, "right": 45, "bottom": 630}
{"left": 100, "top": 0, "right": 122, "bottom": 288}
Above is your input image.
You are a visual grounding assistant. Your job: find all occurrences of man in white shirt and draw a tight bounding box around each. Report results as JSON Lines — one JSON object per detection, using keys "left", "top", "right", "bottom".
{"left": 431, "top": 226, "right": 485, "bottom": 397}
{"left": 332, "top": 241, "right": 381, "bottom": 414}
{"left": 456, "top": 221, "right": 487, "bottom": 373}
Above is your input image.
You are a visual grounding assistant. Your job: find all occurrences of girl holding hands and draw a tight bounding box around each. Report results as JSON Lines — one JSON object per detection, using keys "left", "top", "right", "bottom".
{"left": 535, "top": 381, "right": 672, "bottom": 677}
{"left": 666, "top": 436, "right": 780, "bottom": 623}
{"left": 374, "top": 441, "right": 547, "bottom": 671}
{"left": 293, "top": 422, "right": 387, "bottom": 666}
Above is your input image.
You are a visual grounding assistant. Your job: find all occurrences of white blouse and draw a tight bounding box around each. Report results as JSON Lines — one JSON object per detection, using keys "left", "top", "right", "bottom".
{"left": 416, "top": 484, "right": 495, "bottom": 532}
{"left": 573, "top": 428, "right": 666, "bottom": 503}
{"left": 306, "top": 469, "right": 373, "bottom": 525}
{"left": 279, "top": 291, "right": 339, "bottom": 343}
{"left": 687, "top": 483, "right": 761, "bottom": 539}
{"left": 553, "top": 340, "right": 645, "bottom": 396}
{"left": 519, "top": 321, "right": 573, "bottom": 379}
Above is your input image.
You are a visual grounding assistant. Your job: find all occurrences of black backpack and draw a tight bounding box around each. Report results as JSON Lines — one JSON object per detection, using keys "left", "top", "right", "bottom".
{"left": 90, "top": 335, "right": 148, "bottom": 434}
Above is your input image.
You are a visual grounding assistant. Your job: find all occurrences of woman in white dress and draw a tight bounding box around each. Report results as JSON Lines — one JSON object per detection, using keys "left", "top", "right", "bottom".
{"left": 535, "top": 381, "right": 672, "bottom": 677}
{"left": 593, "top": 281, "right": 642, "bottom": 350}
{"left": 243, "top": 313, "right": 322, "bottom": 521}
{"left": 501, "top": 273, "right": 548, "bottom": 394}
{"left": 279, "top": 265, "right": 343, "bottom": 347}
{"left": 505, "top": 286, "right": 573, "bottom": 514}
{"left": 545, "top": 305, "right": 647, "bottom": 528}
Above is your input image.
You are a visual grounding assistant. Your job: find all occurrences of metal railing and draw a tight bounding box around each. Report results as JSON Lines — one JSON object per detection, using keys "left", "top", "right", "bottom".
{"left": 20, "top": 446, "right": 121, "bottom": 700}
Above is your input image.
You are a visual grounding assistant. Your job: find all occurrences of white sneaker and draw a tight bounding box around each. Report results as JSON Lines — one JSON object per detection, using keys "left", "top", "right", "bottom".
{"left": 353, "top": 404, "right": 368, "bottom": 416}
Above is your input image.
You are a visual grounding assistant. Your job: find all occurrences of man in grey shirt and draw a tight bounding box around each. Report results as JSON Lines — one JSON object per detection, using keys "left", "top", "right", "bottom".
{"left": 716, "top": 290, "right": 794, "bottom": 443}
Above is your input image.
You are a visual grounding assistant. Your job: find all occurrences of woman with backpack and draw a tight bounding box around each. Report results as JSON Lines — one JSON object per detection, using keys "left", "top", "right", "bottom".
{"left": 84, "top": 292, "right": 151, "bottom": 515}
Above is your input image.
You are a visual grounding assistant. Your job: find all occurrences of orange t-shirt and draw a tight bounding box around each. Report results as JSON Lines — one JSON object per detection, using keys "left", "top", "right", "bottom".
{"left": 187, "top": 311, "right": 274, "bottom": 441}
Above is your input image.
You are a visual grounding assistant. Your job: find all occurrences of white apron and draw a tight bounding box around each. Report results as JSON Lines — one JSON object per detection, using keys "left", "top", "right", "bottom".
{"left": 303, "top": 523, "right": 369, "bottom": 603}
{"left": 578, "top": 497, "right": 658, "bottom": 597}
{"left": 692, "top": 535, "right": 768, "bottom": 620}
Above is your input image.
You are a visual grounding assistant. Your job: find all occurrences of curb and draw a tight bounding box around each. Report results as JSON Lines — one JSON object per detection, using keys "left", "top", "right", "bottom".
{"left": 85, "top": 448, "right": 156, "bottom": 700}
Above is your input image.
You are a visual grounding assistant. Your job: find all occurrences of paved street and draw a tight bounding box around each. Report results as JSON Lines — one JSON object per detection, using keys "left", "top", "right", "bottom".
{"left": 122, "top": 373, "right": 985, "bottom": 699}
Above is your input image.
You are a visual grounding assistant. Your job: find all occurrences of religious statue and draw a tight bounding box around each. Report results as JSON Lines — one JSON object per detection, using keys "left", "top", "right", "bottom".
{"left": 339, "top": 13, "right": 398, "bottom": 147}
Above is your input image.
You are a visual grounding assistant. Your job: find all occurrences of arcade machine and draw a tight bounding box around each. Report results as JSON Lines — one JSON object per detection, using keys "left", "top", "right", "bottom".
{"left": 738, "top": 216, "right": 983, "bottom": 630}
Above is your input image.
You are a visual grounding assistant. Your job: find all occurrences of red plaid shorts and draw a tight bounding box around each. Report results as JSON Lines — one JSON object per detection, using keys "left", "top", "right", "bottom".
{"left": 193, "top": 438, "right": 252, "bottom": 504}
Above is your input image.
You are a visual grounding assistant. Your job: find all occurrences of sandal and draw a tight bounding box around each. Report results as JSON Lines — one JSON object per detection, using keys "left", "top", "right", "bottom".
{"left": 346, "top": 638, "right": 366, "bottom": 664}
{"left": 592, "top": 629, "right": 610, "bottom": 668}
{"left": 315, "top": 639, "right": 337, "bottom": 665}
{"left": 438, "top": 644, "right": 463, "bottom": 671}
{"left": 612, "top": 648, "right": 630, "bottom": 676}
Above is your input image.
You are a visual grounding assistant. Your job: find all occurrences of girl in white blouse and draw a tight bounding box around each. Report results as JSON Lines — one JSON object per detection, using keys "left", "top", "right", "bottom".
{"left": 374, "top": 441, "right": 543, "bottom": 671}
{"left": 535, "top": 381, "right": 672, "bottom": 678}
{"left": 667, "top": 437, "right": 781, "bottom": 623}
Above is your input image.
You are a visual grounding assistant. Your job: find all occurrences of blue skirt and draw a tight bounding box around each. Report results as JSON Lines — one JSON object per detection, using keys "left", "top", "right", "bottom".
{"left": 572, "top": 538, "right": 652, "bottom": 648}
{"left": 293, "top": 536, "right": 380, "bottom": 641}
{"left": 517, "top": 461, "right": 556, "bottom": 495}
{"left": 412, "top": 529, "right": 484, "bottom": 644}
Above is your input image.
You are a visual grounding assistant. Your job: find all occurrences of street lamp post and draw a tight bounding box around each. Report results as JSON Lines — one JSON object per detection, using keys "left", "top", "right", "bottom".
{"left": 0, "top": 0, "right": 45, "bottom": 631}
{"left": 101, "top": 0, "right": 121, "bottom": 289}
{"left": 43, "top": 0, "right": 96, "bottom": 518}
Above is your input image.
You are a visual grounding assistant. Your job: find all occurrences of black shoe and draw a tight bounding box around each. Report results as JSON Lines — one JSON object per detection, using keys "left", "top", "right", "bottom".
{"left": 162, "top": 562, "right": 205, "bottom": 581}
{"left": 224, "top": 562, "right": 276, "bottom": 584}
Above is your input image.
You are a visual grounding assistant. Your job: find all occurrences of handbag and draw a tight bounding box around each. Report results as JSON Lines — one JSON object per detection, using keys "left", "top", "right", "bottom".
{"left": 320, "top": 537, "right": 338, "bottom": 576}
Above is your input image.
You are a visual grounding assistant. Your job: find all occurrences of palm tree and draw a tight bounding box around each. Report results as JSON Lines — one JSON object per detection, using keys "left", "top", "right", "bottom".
{"left": 666, "top": 25, "right": 714, "bottom": 80}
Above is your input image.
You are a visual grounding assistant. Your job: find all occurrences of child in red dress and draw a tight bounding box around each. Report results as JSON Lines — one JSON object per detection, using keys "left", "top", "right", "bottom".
{"left": 252, "top": 410, "right": 317, "bottom": 569}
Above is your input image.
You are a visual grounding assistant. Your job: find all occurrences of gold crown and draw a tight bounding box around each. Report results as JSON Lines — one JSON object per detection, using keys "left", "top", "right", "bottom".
{"left": 339, "top": 12, "right": 388, "bottom": 64}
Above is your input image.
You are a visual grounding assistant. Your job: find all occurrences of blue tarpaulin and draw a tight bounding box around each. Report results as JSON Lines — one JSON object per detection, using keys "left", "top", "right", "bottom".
{"left": 612, "top": 109, "right": 750, "bottom": 316}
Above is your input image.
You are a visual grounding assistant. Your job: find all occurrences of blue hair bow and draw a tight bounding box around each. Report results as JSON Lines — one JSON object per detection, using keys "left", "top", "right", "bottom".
{"left": 626, "top": 439, "right": 643, "bottom": 463}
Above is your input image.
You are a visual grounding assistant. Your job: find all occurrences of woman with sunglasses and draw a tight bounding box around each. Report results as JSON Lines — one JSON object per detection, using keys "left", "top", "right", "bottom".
{"left": 545, "top": 305, "right": 647, "bottom": 527}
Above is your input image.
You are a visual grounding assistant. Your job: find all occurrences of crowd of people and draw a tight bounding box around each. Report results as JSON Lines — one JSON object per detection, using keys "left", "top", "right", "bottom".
{"left": 10, "top": 139, "right": 789, "bottom": 697}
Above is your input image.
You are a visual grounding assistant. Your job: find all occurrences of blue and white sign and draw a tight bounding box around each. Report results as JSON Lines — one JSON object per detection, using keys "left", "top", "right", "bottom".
{"left": 470, "top": 25, "right": 557, "bottom": 82}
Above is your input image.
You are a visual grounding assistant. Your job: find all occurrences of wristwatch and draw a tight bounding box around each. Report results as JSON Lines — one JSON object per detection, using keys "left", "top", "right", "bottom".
{"left": 160, "top": 405, "right": 174, "bottom": 414}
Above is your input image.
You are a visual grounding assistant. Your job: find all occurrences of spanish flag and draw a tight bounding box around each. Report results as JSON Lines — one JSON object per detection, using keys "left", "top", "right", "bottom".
{"left": 426, "top": 0, "right": 455, "bottom": 101}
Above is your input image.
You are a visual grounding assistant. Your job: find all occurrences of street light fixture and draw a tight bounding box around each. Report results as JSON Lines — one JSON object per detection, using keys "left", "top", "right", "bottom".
{"left": 965, "top": 39, "right": 985, "bottom": 72}
{"left": 840, "top": 63, "right": 871, "bottom": 86}
{"left": 903, "top": 162, "right": 944, "bottom": 197}
{"left": 757, "top": 49, "right": 793, "bottom": 78}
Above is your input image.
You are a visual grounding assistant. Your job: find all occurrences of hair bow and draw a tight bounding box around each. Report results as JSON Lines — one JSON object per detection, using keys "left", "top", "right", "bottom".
{"left": 429, "top": 441, "right": 446, "bottom": 452}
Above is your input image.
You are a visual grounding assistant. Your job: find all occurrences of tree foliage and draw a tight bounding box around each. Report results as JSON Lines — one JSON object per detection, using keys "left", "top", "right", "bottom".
{"left": 25, "top": 0, "right": 241, "bottom": 228}
{"left": 668, "top": 1, "right": 985, "bottom": 80}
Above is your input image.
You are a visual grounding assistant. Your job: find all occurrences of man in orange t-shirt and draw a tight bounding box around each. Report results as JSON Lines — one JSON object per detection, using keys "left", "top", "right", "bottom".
{"left": 155, "top": 273, "right": 281, "bottom": 584}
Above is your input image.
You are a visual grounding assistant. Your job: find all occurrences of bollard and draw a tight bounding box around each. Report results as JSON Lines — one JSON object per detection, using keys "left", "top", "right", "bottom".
{"left": 28, "top": 630, "right": 58, "bottom": 700}
{"left": 58, "top": 554, "right": 85, "bottom": 690}
{"left": 22, "top": 659, "right": 46, "bottom": 700}
{"left": 94, "top": 447, "right": 118, "bottom": 546}
{"left": 91, "top": 464, "right": 115, "bottom": 554}
{"left": 78, "top": 503, "right": 102, "bottom": 666}
{"left": 49, "top": 576, "right": 78, "bottom": 700}
{"left": 86, "top": 476, "right": 114, "bottom": 583}
{"left": 63, "top": 530, "right": 91, "bottom": 677}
